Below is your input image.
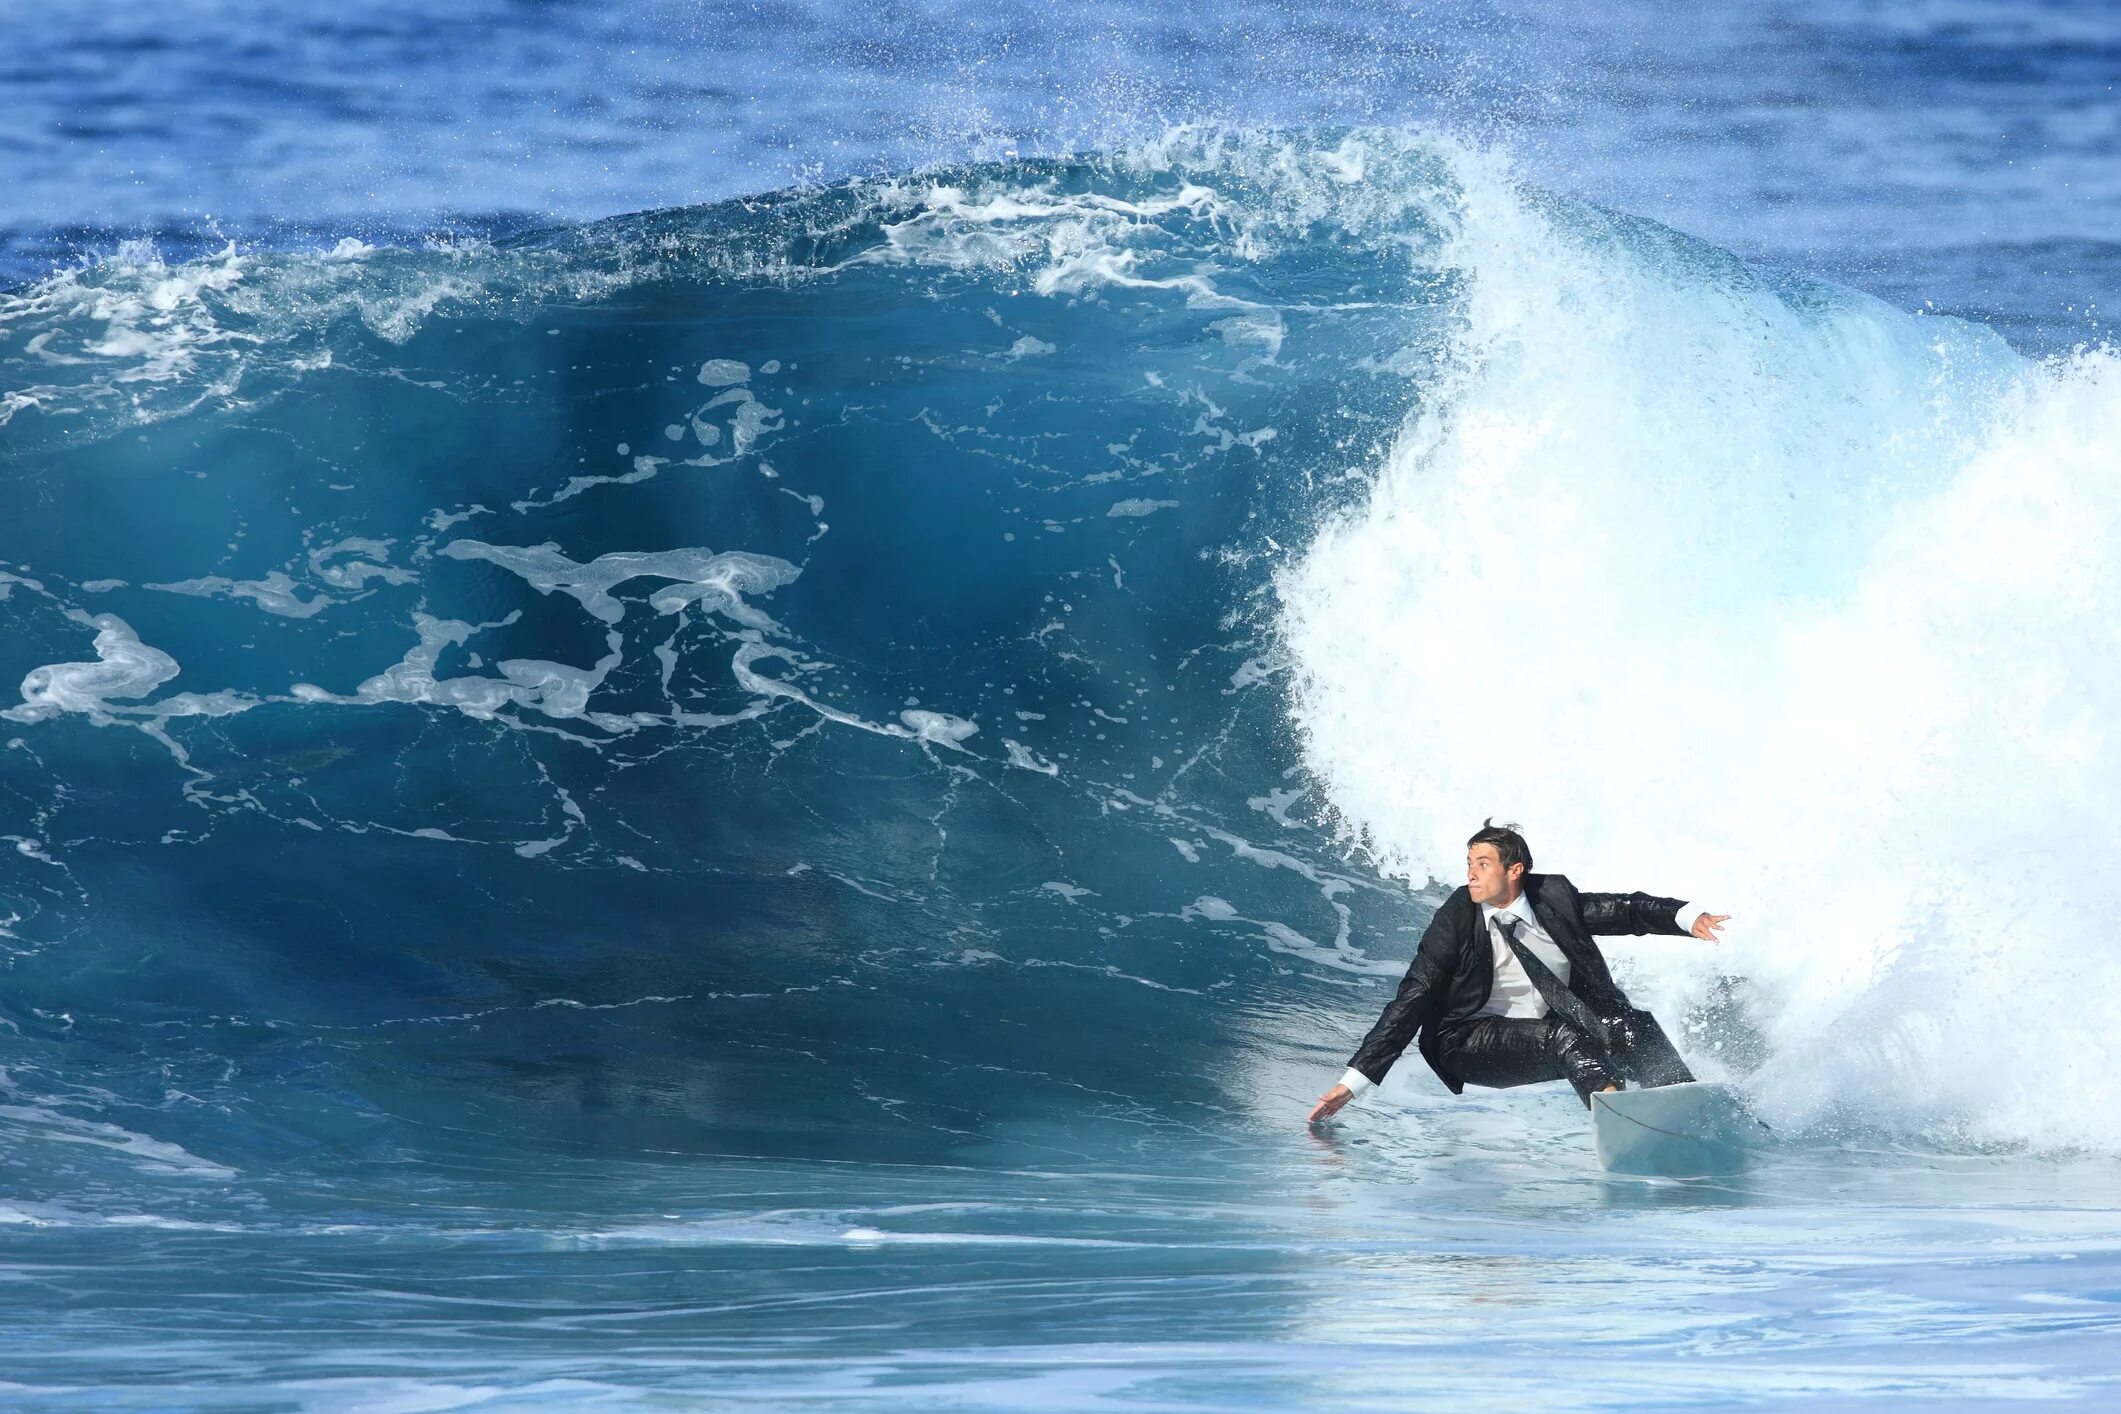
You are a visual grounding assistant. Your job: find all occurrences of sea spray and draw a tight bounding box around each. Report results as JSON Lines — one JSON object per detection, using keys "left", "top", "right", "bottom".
{"left": 1279, "top": 144, "right": 2121, "bottom": 1151}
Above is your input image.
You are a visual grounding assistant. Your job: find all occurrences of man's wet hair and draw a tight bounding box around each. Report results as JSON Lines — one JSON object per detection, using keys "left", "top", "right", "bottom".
{"left": 1467, "top": 819, "right": 1532, "bottom": 875}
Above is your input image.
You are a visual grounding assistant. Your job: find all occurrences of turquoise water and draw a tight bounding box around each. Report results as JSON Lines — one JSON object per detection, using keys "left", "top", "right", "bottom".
{"left": 5, "top": 8, "right": 2121, "bottom": 1410}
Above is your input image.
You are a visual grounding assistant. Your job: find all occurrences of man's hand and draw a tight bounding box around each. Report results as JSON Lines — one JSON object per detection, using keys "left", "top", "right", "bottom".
{"left": 1691, "top": 912, "right": 1730, "bottom": 942}
{"left": 1308, "top": 1084, "right": 1354, "bottom": 1125}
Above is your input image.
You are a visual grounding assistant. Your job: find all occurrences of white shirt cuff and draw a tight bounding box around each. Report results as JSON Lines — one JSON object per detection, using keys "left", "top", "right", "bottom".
{"left": 1337, "top": 1067, "right": 1376, "bottom": 1097}
{"left": 1674, "top": 901, "right": 1704, "bottom": 934}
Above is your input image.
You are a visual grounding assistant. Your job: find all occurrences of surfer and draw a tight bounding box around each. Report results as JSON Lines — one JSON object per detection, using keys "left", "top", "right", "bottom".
{"left": 1308, "top": 821, "right": 1727, "bottom": 1123}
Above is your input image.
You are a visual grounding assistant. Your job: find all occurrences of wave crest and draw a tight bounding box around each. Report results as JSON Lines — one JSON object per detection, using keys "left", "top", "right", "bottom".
{"left": 1279, "top": 145, "right": 2121, "bottom": 1151}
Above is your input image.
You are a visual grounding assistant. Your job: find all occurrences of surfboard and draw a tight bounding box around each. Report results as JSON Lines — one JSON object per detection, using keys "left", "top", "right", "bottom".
{"left": 1590, "top": 1081, "right": 1768, "bottom": 1177}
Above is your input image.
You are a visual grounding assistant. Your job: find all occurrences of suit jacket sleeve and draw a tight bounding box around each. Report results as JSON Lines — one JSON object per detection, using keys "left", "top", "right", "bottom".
{"left": 1346, "top": 902, "right": 1458, "bottom": 1085}
{"left": 1578, "top": 889, "right": 1691, "bottom": 937}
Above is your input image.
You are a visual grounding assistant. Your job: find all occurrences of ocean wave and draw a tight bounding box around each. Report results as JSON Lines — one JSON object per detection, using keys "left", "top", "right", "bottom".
{"left": 1, "top": 125, "right": 2111, "bottom": 1199}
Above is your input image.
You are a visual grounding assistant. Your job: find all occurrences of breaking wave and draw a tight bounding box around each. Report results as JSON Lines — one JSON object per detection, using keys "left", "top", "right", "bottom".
{"left": 2, "top": 126, "right": 2114, "bottom": 1212}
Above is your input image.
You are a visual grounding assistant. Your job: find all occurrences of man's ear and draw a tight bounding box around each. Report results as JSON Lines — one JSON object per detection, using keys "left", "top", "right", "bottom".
{"left": 1507, "top": 862, "right": 1525, "bottom": 883}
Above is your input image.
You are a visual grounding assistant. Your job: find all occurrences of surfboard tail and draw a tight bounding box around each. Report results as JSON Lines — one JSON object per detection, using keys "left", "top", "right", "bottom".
{"left": 1592, "top": 1081, "right": 1772, "bottom": 1177}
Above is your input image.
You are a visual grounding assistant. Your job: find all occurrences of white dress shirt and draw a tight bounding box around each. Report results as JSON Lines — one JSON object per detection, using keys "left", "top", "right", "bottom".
{"left": 1476, "top": 892, "right": 1571, "bottom": 1020}
{"left": 1335, "top": 892, "right": 1704, "bottom": 1098}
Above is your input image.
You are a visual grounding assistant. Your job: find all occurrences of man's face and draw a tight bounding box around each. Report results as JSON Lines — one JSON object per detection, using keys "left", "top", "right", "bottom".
{"left": 1466, "top": 844, "right": 1523, "bottom": 906}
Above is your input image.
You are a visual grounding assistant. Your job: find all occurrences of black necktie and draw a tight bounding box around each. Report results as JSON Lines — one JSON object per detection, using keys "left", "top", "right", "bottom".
{"left": 1495, "top": 914, "right": 1609, "bottom": 1046}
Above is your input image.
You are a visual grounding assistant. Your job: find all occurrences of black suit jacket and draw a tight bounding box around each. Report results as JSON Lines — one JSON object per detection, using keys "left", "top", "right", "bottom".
{"left": 1346, "top": 873, "right": 1690, "bottom": 1093}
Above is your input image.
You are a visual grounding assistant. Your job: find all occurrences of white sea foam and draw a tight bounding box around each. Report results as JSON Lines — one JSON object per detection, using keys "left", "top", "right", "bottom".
{"left": 147, "top": 570, "right": 333, "bottom": 618}
{"left": 1003, "top": 738, "right": 1060, "bottom": 775}
{"left": 1108, "top": 498, "right": 1179, "bottom": 518}
{"left": 332, "top": 613, "right": 624, "bottom": 725}
{"left": 4, "top": 613, "right": 180, "bottom": 723}
{"left": 900, "top": 709, "right": 979, "bottom": 749}
{"left": 3, "top": 538, "right": 825, "bottom": 752}
{"left": 145, "top": 540, "right": 412, "bottom": 616}
{"left": 1279, "top": 143, "right": 2121, "bottom": 1150}
{"left": 557, "top": 1212, "right": 1143, "bottom": 1249}
{"left": 0, "top": 1096, "right": 236, "bottom": 1179}
{"left": 439, "top": 541, "right": 799, "bottom": 631}
{"left": 309, "top": 538, "right": 416, "bottom": 590}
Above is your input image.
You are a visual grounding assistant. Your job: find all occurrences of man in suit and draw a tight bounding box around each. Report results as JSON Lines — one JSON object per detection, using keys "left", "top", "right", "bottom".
{"left": 1308, "top": 820, "right": 1728, "bottom": 1123}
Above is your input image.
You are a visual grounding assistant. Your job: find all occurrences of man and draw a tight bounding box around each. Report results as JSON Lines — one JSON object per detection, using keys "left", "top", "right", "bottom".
{"left": 1308, "top": 820, "right": 1728, "bottom": 1123}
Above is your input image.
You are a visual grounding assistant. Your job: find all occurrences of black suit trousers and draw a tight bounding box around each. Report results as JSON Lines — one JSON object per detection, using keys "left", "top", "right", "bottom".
{"left": 1437, "top": 1007, "right": 1695, "bottom": 1107}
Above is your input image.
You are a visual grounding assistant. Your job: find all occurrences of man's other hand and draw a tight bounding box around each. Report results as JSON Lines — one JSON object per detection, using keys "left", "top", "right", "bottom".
{"left": 1308, "top": 1084, "right": 1354, "bottom": 1125}
{"left": 1691, "top": 912, "right": 1730, "bottom": 942}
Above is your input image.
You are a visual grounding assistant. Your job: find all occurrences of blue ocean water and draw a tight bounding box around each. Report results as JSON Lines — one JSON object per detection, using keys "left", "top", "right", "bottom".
{"left": 5, "top": 6, "right": 2121, "bottom": 1410}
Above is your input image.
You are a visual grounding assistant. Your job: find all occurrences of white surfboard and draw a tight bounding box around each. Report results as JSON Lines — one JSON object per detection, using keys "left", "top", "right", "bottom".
{"left": 1591, "top": 1081, "right": 1769, "bottom": 1177}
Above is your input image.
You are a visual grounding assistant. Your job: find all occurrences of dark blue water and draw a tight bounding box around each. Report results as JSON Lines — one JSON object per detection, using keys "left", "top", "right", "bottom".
{"left": 5, "top": 6, "right": 2121, "bottom": 1410}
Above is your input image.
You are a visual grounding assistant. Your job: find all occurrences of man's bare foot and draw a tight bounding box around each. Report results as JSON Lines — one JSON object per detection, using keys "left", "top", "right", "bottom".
{"left": 1600, "top": 1083, "right": 1622, "bottom": 1092}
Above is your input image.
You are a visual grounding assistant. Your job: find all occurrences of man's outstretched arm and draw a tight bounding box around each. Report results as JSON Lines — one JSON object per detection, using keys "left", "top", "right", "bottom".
{"left": 1308, "top": 908, "right": 1455, "bottom": 1124}
{"left": 1580, "top": 890, "right": 1729, "bottom": 941}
